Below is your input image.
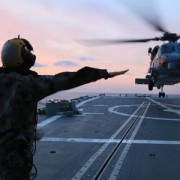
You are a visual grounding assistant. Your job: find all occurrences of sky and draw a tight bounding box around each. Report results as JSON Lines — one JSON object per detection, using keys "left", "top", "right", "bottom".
{"left": 0, "top": 0, "right": 179, "bottom": 94}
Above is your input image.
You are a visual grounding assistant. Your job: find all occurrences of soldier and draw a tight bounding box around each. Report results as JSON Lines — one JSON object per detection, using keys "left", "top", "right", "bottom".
{"left": 0, "top": 37, "right": 128, "bottom": 180}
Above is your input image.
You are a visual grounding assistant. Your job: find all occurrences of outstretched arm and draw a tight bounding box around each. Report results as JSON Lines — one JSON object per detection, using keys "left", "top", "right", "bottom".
{"left": 35, "top": 67, "right": 129, "bottom": 100}
{"left": 52, "top": 67, "right": 129, "bottom": 90}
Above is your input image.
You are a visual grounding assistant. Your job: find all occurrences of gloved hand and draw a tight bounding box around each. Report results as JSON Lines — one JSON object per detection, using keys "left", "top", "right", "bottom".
{"left": 108, "top": 69, "right": 129, "bottom": 78}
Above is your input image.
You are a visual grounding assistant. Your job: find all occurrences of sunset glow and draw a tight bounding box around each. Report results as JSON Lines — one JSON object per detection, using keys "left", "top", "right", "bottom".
{"left": 0, "top": 0, "right": 179, "bottom": 94}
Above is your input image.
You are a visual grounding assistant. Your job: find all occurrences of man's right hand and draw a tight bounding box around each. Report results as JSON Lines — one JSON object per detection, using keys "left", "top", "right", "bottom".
{"left": 108, "top": 69, "right": 129, "bottom": 78}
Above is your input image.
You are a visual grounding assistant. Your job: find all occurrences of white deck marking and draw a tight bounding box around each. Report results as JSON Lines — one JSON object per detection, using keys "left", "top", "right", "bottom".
{"left": 146, "top": 97, "right": 168, "bottom": 108}
{"left": 76, "top": 96, "right": 100, "bottom": 108}
{"left": 164, "top": 109, "right": 180, "bottom": 115}
{"left": 83, "top": 113, "right": 104, "bottom": 115}
{"left": 40, "top": 137, "right": 120, "bottom": 143}
{"left": 147, "top": 97, "right": 180, "bottom": 115}
{"left": 109, "top": 104, "right": 180, "bottom": 121}
{"left": 72, "top": 102, "right": 145, "bottom": 180}
{"left": 37, "top": 97, "right": 100, "bottom": 129}
{"left": 93, "top": 105, "right": 108, "bottom": 106}
{"left": 124, "top": 140, "right": 180, "bottom": 145}
{"left": 37, "top": 115, "right": 62, "bottom": 129}
{"left": 40, "top": 137, "right": 180, "bottom": 145}
{"left": 109, "top": 102, "right": 150, "bottom": 179}
{"left": 164, "top": 103, "right": 180, "bottom": 108}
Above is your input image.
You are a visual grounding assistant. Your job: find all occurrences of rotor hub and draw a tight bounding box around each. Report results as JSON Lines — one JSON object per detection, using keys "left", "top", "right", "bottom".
{"left": 161, "top": 33, "right": 180, "bottom": 42}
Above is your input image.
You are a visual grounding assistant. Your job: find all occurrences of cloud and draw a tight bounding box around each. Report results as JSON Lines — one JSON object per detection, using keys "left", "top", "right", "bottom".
{"left": 79, "top": 56, "right": 95, "bottom": 62}
{"left": 54, "top": 60, "right": 79, "bottom": 67}
{"left": 34, "top": 63, "right": 47, "bottom": 68}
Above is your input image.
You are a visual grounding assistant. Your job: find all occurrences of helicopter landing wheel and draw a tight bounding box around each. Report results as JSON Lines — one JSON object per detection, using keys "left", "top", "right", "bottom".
{"left": 159, "top": 86, "right": 165, "bottom": 98}
{"left": 159, "top": 92, "right": 165, "bottom": 98}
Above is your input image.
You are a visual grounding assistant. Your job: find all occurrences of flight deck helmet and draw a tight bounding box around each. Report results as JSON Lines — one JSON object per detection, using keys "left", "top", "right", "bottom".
{"left": 1, "top": 36, "right": 36, "bottom": 69}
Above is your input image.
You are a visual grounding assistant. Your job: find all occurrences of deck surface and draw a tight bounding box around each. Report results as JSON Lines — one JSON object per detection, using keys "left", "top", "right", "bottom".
{"left": 34, "top": 95, "right": 180, "bottom": 180}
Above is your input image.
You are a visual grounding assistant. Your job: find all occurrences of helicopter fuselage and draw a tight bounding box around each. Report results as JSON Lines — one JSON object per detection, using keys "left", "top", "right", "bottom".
{"left": 149, "top": 42, "right": 180, "bottom": 86}
{"left": 136, "top": 42, "right": 180, "bottom": 97}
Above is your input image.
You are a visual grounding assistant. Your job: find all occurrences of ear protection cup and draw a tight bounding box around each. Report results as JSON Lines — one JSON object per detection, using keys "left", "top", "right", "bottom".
{"left": 21, "top": 39, "right": 33, "bottom": 51}
{"left": 21, "top": 45, "right": 36, "bottom": 68}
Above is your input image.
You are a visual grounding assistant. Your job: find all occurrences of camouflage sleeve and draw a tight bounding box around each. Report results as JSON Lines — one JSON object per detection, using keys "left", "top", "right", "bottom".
{"left": 34, "top": 66, "right": 109, "bottom": 101}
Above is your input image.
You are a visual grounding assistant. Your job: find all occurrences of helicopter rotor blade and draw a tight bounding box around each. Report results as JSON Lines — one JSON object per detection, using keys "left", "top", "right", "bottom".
{"left": 120, "top": 0, "right": 168, "bottom": 33}
{"left": 78, "top": 38, "right": 159, "bottom": 46}
{"left": 76, "top": 0, "right": 180, "bottom": 47}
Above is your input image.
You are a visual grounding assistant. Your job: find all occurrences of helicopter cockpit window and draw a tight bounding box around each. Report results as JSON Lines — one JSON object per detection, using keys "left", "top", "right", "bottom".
{"left": 159, "top": 43, "right": 180, "bottom": 55}
{"left": 161, "top": 44, "right": 174, "bottom": 53}
{"left": 159, "top": 43, "right": 179, "bottom": 54}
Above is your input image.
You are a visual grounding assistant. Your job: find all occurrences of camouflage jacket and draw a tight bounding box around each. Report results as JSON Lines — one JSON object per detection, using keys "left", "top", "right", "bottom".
{"left": 0, "top": 66, "right": 109, "bottom": 135}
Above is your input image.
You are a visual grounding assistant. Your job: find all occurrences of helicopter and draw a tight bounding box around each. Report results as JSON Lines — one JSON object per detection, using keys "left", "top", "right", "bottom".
{"left": 135, "top": 32, "right": 180, "bottom": 98}
{"left": 79, "top": 2, "right": 180, "bottom": 98}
